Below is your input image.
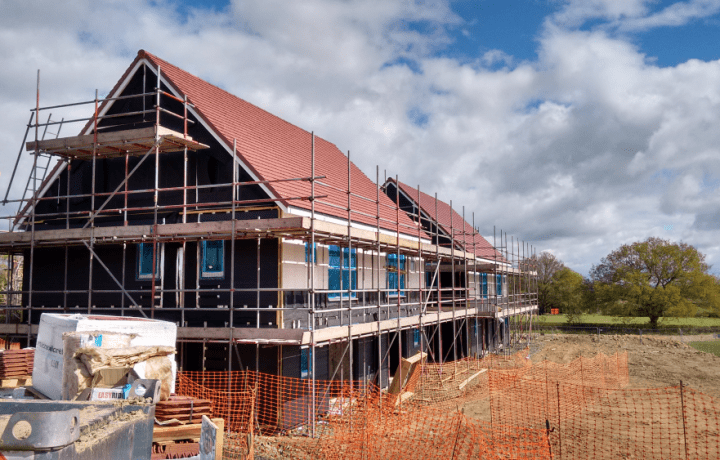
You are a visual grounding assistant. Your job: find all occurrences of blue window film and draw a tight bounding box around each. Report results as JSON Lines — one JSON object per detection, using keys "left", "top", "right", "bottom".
{"left": 481, "top": 273, "right": 488, "bottom": 299}
{"left": 201, "top": 240, "right": 224, "bottom": 279}
{"left": 137, "top": 243, "right": 159, "bottom": 279}
{"left": 387, "top": 253, "right": 406, "bottom": 295}
{"left": 413, "top": 329, "right": 420, "bottom": 347}
{"left": 497, "top": 274, "right": 502, "bottom": 296}
{"left": 301, "top": 348, "right": 312, "bottom": 379}
{"left": 328, "top": 245, "right": 356, "bottom": 299}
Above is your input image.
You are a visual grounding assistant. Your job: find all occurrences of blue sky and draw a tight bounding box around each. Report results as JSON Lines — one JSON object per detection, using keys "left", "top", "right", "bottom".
{"left": 1, "top": 0, "right": 720, "bottom": 276}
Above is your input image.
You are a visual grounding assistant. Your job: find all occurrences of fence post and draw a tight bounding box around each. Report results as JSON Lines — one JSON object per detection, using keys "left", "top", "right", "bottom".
{"left": 556, "top": 382, "right": 562, "bottom": 460}
{"left": 450, "top": 413, "right": 464, "bottom": 460}
{"left": 680, "top": 380, "right": 689, "bottom": 460}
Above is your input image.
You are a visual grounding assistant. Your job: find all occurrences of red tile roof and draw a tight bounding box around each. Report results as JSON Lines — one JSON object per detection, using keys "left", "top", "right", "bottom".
{"left": 136, "top": 51, "right": 419, "bottom": 237}
{"left": 392, "top": 180, "right": 503, "bottom": 261}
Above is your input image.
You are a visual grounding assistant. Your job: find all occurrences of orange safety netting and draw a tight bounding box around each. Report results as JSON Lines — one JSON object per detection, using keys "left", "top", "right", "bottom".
{"left": 174, "top": 349, "right": 719, "bottom": 459}
{"left": 488, "top": 353, "right": 720, "bottom": 459}
{"left": 404, "top": 349, "right": 532, "bottom": 408}
{"left": 176, "top": 350, "right": 552, "bottom": 459}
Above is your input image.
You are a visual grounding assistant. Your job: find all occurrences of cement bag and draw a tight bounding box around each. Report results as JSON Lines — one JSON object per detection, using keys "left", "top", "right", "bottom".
{"left": 61, "top": 331, "right": 134, "bottom": 400}
{"left": 134, "top": 356, "right": 174, "bottom": 401}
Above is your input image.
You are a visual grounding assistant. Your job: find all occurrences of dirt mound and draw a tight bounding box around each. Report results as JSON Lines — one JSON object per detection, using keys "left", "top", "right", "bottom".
{"left": 531, "top": 333, "right": 720, "bottom": 399}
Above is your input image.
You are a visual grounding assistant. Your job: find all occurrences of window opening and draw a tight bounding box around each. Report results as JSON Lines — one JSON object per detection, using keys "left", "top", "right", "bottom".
{"left": 301, "top": 348, "right": 312, "bottom": 379}
{"left": 328, "top": 245, "right": 356, "bottom": 299}
{"left": 201, "top": 240, "right": 224, "bottom": 279}
{"left": 387, "top": 253, "right": 406, "bottom": 296}
{"left": 137, "top": 243, "right": 159, "bottom": 280}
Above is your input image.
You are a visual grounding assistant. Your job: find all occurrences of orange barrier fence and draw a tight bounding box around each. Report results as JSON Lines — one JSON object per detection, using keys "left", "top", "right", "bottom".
{"left": 313, "top": 402, "right": 551, "bottom": 460}
{"left": 490, "top": 376, "right": 720, "bottom": 459}
{"left": 176, "top": 350, "right": 553, "bottom": 459}
{"left": 405, "top": 349, "right": 532, "bottom": 407}
{"left": 181, "top": 350, "right": 713, "bottom": 460}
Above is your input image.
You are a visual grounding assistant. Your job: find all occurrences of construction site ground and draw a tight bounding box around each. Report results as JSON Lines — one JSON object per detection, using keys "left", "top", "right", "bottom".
{"left": 463, "top": 332, "right": 720, "bottom": 422}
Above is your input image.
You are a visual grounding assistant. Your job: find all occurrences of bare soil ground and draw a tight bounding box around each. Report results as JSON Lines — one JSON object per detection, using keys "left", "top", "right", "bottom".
{"left": 529, "top": 333, "right": 720, "bottom": 399}
{"left": 462, "top": 333, "right": 720, "bottom": 422}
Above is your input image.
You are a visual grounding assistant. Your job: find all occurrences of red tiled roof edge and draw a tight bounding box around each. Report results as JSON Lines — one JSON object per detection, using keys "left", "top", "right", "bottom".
{"left": 392, "top": 179, "right": 505, "bottom": 262}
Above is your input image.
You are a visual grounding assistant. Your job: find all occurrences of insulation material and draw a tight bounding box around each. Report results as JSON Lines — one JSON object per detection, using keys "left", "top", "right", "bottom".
{"left": 135, "top": 356, "right": 174, "bottom": 400}
{"left": 61, "top": 331, "right": 134, "bottom": 400}
{"left": 76, "top": 345, "right": 176, "bottom": 374}
{"left": 33, "top": 313, "right": 177, "bottom": 400}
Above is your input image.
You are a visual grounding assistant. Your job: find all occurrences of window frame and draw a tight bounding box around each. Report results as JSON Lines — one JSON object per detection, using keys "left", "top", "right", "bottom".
{"left": 301, "top": 347, "right": 312, "bottom": 379}
{"left": 200, "top": 240, "right": 225, "bottom": 280}
{"left": 387, "top": 253, "right": 406, "bottom": 297}
{"left": 328, "top": 245, "right": 357, "bottom": 300}
{"left": 137, "top": 242, "right": 160, "bottom": 280}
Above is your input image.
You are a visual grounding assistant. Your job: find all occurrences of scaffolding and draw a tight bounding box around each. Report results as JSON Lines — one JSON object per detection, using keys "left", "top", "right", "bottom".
{"left": 0, "top": 67, "right": 539, "bottom": 432}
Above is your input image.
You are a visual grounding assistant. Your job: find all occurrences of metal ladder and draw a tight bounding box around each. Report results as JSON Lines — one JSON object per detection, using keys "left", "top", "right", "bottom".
{"left": 5, "top": 113, "right": 65, "bottom": 222}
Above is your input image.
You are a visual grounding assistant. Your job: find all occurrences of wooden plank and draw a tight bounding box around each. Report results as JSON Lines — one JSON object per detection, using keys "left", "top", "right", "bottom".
{"left": 0, "top": 376, "right": 31, "bottom": 388}
{"left": 215, "top": 418, "right": 224, "bottom": 460}
{"left": 388, "top": 351, "right": 426, "bottom": 395}
{"left": 458, "top": 369, "right": 487, "bottom": 390}
{"left": 27, "top": 127, "right": 158, "bottom": 152}
{"left": 0, "top": 217, "right": 308, "bottom": 245}
{"left": 26, "top": 127, "right": 205, "bottom": 153}
{"left": 176, "top": 327, "right": 303, "bottom": 343}
{"left": 153, "top": 417, "right": 224, "bottom": 443}
{"left": 0, "top": 325, "right": 38, "bottom": 336}
{"left": 394, "top": 391, "right": 414, "bottom": 406}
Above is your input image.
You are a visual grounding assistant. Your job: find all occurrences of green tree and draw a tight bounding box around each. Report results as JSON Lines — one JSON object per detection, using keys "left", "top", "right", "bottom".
{"left": 527, "top": 252, "right": 565, "bottom": 315}
{"left": 547, "top": 267, "right": 585, "bottom": 323}
{"left": 590, "top": 237, "right": 719, "bottom": 328}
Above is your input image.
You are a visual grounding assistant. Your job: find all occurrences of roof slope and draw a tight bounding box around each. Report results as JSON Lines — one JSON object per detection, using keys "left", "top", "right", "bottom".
{"left": 137, "top": 51, "right": 418, "bottom": 237}
{"left": 392, "top": 180, "right": 502, "bottom": 261}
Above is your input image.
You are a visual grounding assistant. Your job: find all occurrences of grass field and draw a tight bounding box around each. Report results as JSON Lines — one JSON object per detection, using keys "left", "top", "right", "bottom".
{"left": 689, "top": 341, "right": 720, "bottom": 357}
{"left": 535, "top": 314, "right": 720, "bottom": 327}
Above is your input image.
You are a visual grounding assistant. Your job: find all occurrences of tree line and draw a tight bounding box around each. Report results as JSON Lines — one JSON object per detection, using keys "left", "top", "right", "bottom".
{"left": 532, "top": 237, "right": 720, "bottom": 327}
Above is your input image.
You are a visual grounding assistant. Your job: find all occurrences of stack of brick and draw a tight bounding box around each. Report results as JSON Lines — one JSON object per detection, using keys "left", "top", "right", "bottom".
{"left": 155, "top": 395, "right": 212, "bottom": 424}
{"left": 0, "top": 348, "right": 34, "bottom": 378}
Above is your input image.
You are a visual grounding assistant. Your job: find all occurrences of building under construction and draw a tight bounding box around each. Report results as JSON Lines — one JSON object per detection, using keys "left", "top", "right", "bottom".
{"left": 0, "top": 50, "right": 538, "bottom": 404}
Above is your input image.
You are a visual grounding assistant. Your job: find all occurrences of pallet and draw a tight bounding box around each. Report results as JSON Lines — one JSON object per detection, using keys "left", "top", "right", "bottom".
{"left": 153, "top": 418, "right": 224, "bottom": 460}
{"left": 0, "top": 376, "right": 32, "bottom": 388}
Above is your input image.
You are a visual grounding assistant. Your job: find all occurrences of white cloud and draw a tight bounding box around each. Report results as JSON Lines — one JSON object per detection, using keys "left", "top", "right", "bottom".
{"left": 620, "top": 0, "right": 720, "bottom": 31}
{"left": 0, "top": 0, "right": 720, "bottom": 276}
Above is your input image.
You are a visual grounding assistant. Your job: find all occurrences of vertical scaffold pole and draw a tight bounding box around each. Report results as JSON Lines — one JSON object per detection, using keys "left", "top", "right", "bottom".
{"left": 395, "top": 175, "right": 402, "bottom": 404}
{"left": 26, "top": 70, "right": 40, "bottom": 343}
{"left": 435, "top": 194, "right": 441, "bottom": 367}
{"left": 462, "top": 206, "right": 468, "bottom": 362}
{"left": 87, "top": 89, "right": 98, "bottom": 315}
{"left": 64, "top": 156, "right": 70, "bottom": 313}
{"left": 150, "top": 67, "right": 161, "bottom": 319}
{"left": 417, "top": 184, "right": 423, "bottom": 370}
{"left": 310, "top": 132, "right": 316, "bottom": 438}
{"left": 376, "top": 166, "right": 382, "bottom": 400}
{"left": 493, "top": 226, "right": 497, "bottom": 352}
{"left": 347, "top": 151, "right": 353, "bottom": 388}
{"left": 472, "top": 212, "right": 478, "bottom": 357}
{"left": 450, "top": 200, "right": 456, "bottom": 362}
{"left": 228, "top": 139, "right": 237, "bottom": 393}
